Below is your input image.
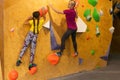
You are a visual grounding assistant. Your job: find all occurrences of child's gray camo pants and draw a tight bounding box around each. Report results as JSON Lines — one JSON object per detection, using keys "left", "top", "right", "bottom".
{"left": 19, "top": 31, "right": 38, "bottom": 63}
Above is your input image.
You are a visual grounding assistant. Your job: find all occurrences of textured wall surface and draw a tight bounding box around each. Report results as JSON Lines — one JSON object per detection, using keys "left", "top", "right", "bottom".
{"left": 4, "top": 0, "right": 112, "bottom": 80}
{"left": 0, "top": 61, "right": 2, "bottom": 80}
{"left": 0, "top": 0, "right": 3, "bottom": 60}
{"left": 0, "top": 0, "right": 3, "bottom": 79}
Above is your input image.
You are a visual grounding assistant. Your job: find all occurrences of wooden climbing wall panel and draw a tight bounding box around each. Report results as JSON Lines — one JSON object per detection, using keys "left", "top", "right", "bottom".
{"left": 0, "top": 0, "right": 3, "bottom": 79}
{"left": 4, "top": 0, "right": 112, "bottom": 80}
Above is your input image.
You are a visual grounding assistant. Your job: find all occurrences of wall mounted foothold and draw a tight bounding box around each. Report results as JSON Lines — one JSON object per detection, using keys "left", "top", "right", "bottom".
{"left": 91, "top": 49, "right": 95, "bottom": 55}
{"left": 96, "top": 25, "right": 100, "bottom": 37}
{"left": 84, "top": 9, "right": 92, "bottom": 21}
{"left": 93, "top": 8, "right": 100, "bottom": 22}
{"left": 88, "top": 0, "right": 98, "bottom": 7}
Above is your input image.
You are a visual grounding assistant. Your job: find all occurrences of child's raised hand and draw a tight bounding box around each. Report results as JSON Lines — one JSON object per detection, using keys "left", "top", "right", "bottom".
{"left": 48, "top": 4, "right": 51, "bottom": 7}
{"left": 46, "top": 5, "right": 50, "bottom": 10}
{"left": 48, "top": 2, "right": 53, "bottom": 8}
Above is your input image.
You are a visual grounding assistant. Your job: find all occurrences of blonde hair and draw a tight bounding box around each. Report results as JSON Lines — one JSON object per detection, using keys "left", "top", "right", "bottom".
{"left": 69, "top": 0, "right": 76, "bottom": 7}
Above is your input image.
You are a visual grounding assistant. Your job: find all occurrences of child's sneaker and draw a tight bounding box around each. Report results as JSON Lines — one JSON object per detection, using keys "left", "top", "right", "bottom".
{"left": 72, "top": 52, "right": 78, "bottom": 57}
{"left": 29, "top": 63, "right": 37, "bottom": 70}
{"left": 55, "top": 52, "right": 62, "bottom": 57}
{"left": 16, "top": 60, "right": 22, "bottom": 66}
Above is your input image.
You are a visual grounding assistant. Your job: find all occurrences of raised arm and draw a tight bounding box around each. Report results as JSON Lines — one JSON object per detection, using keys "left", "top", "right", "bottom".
{"left": 49, "top": 4, "right": 64, "bottom": 14}
{"left": 74, "top": 8, "right": 78, "bottom": 18}
{"left": 24, "top": 16, "right": 33, "bottom": 25}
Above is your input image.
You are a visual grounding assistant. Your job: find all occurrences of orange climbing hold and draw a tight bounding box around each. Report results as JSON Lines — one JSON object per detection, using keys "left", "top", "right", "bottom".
{"left": 8, "top": 70, "right": 18, "bottom": 80}
{"left": 29, "top": 67, "right": 37, "bottom": 75}
{"left": 47, "top": 53, "right": 60, "bottom": 65}
{"left": 39, "top": 6, "right": 48, "bottom": 17}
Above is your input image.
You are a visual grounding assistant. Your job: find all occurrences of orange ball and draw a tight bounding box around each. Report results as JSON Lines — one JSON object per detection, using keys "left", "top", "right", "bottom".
{"left": 8, "top": 70, "right": 18, "bottom": 80}
{"left": 29, "top": 67, "right": 37, "bottom": 75}
{"left": 47, "top": 53, "right": 60, "bottom": 65}
{"left": 39, "top": 6, "right": 48, "bottom": 17}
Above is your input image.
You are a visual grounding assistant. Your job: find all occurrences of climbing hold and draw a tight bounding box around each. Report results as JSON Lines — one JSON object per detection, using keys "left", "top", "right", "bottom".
{"left": 78, "top": 58, "right": 83, "bottom": 65}
{"left": 10, "top": 28, "right": 15, "bottom": 32}
{"left": 109, "top": 26, "right": 115, "bottom": 34}
{"left": 99, "top": 9, "right": 103, "bottom": 16}
{"left": 86, "top": 36, "right": 91, "bottom": 40}
{"left": 8, "top": 70, "right": 18, "bottom": 80}
{"left": 72, "top": 52, "right": 78, "bottom": 57}
{"left": 39, "top": 6, "right": 48, "bottom": 17}
{"left": 100, "top": 56, "right": 108, "bottom": 61}
{"left": 109, "top": 8, "right": 113, "bottom": 15}
{"left": 96, "top": 25, "right": 100, "bottom": 37}
{"left": 88, "top": 0, "right": 98, "bottom": 7}
{"left": 93, "top": 8, "right": 100, "bottom": 22}
{"left": 86, "top": 27, "right": 90, "bottom": 32}
{"left": 91, "top": 50, "right": 95, "bottom": 55}
{"left": 76, "top": 16, "right": 87, "bottom": 32}
{"left": 47, "top": 53, "right": 60, "bottom": 65}
{"left": 84, "top": 9, "right": 92, "bottom": 21}
{"left": 81, "top": 4, "right": 84, "bottom": 8}
{"left": 96, "top": 66, "right": 101, "bottom": 69}
{"left": 29, "top": 67, "right": 37, "bottom": 75}
{"left": 43, "top": 20, "right": 50, "bottom": 29}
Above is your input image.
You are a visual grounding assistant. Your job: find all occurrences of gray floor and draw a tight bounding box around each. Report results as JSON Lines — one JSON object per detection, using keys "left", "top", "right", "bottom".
{"left": 50, "top": 53, "right": 120, "bottom": 80}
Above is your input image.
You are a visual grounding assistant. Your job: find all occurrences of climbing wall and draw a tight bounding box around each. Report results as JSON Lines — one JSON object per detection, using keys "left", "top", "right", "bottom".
{"left": 4, "top": 0, "right": 112, "bottom": 80}
{"left": 0, "top": 0, "right": 3, "bottom": 79}
{"left": 0, "top": 61, "right": 3, "bottom": 80}
{"left": 0, "top": 0, "right": 3, "bottom": 61}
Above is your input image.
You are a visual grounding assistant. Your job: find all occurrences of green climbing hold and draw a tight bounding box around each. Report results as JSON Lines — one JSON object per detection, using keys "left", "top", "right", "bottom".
{"left": 93, "top": 8, "right": 100, "bottom": 22}
{"left": 84, "top": 9, "right": 91, "bottom": 17}
{"left": 91, "top": 50, "right": 95, "bottom": 55}
{"left": 88, "top": 0, "right": 98, "bottom": 7}
{"left": 84, "top": 9, "right": 92, "bottom": 21}
{"left": 96, "top": 66, "right": 101, "bottom": 69}
{"left": 86, "top": 27, "right": 90, "bottom": 32}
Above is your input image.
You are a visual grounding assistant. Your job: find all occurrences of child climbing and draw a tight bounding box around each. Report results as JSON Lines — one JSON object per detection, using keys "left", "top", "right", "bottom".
{"left": 49, "top": 0, "right": 78, "bottom": 57}
{"left": 16, "top": 11, "right": 46, "bottom": 70}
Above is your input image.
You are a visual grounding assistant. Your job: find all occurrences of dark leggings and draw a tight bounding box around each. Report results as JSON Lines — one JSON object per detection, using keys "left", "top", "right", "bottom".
{"left": 60, "top": 29, "right": 77, "bottom": 53}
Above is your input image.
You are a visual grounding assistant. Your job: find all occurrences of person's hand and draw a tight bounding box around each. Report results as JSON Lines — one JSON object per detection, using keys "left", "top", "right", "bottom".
{"left": 28, "top": 16, "right": 33, "bottom": 20}
{"left": 42, "top": 15, "right": 46, "bottom": 20}
{"left": 48, "top": 2, "right": 53, "bottom": 8}
{"left": 49, "top": 4, "right": 52, "bottom": 7}
{"left": 47, "top": 5, "right": 50, "bottom": 10}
